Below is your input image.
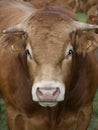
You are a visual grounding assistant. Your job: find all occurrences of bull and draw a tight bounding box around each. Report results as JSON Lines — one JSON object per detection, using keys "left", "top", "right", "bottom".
{"left": 0, "top": 0, "right": 98, "bottom": 130}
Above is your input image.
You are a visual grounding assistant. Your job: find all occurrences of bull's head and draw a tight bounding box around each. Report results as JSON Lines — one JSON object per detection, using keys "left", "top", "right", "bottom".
{"left": 3, "top": 7, "right": 98, "bottom": 107}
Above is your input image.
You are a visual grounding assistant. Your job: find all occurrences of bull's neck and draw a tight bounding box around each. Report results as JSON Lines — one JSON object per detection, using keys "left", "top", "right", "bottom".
{"left": 45, "top": 102, "right": 65, "bottom": 127}
{"left": 46, "top": 106, "right": 59, "bottom": 128}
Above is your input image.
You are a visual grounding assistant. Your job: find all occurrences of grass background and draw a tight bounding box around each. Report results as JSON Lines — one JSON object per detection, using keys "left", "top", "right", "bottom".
{"left": 0, "top": 12, "right": 98, "bottom": 130}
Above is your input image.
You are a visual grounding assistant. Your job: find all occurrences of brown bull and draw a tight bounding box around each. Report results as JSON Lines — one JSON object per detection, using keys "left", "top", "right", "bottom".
{"left": 0, "top": 0, "right": 98, "bottom": 130}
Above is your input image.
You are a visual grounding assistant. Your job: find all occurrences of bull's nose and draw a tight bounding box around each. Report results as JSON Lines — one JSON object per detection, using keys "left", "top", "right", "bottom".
{"left": 36, "top": 88, "right": 60, "bottom": 101}
{"left": 32, "top": 81, "right": 65, "bottom": 103}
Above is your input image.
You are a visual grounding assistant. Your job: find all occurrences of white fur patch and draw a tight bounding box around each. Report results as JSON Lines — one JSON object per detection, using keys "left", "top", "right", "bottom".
{"left": 32, "top": 81, "right": 65, "bottom": 107}
{"left": 39, "top": 102, "right": 57, "bottom": 107}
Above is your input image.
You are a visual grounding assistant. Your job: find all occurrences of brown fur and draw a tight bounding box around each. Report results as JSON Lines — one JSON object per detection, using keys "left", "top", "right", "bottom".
{"left": 0, "top": 1, "right": 98, "bottom": 130}
{"left": 24, "top": 0, "right": 79, "bottom": 12}
{"left": 0, "top": 0, "right": 34, "bottom": 36}
{"left": 87, "top": 4, "right": 98, "bottom": 24}
{"left": 77, "top": 0, "right": 98, "bottom": 13}
{"left": 65, "top": 31, "right": 98, "bottom": 129}
{"left": 27, "top": 0, "right": 98, "bottom": 13}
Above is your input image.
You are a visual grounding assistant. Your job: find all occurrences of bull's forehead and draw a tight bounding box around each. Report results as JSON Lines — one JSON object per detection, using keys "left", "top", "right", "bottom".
{"left": 27, "top": 10, "right": 73, "bottom": 36}
{"left": 28, "top": 25, "right": 71, "bottom": 64}
{"left": 26, "top": 12, "right": 73, "bottom": 64}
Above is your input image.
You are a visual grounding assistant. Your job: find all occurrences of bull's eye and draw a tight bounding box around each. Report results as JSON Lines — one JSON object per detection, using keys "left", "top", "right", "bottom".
{"left": 25, "top": 49, "right": 30, "bottom": 55}
{"left": 26, "top": 44, "right": 33, "bottom": 60}
{"left": 65, "top": 44, "right": 73, "bottom": 60}
{"left": 25, "top": 49, "right": 32, "bottom": 59}
{"left": 68, "top": 49, "right": 73, "bottom": 55}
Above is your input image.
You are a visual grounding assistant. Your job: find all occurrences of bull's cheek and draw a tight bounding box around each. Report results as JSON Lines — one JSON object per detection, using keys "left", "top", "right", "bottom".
{"left": 95, "top": 48, "right": 98, "bottom": 61}
{"left": 27, "top": 59, "right": 36, "bottom": 78}
{"left": 61, "top": 60, "right": 72, "bottom": 87}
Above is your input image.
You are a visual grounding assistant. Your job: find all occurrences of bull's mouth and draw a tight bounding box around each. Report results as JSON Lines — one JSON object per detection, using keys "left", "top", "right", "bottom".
{"left": 38, "top": 102, "right": 58, "bottom": 107}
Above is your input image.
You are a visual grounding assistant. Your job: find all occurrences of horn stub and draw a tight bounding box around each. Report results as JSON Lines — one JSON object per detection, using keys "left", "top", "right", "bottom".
{"left": 73, "top": 21, "right": 98, "bottom": 31}
{"left": 3, "top": 24, "right": 25, "bottom": 34}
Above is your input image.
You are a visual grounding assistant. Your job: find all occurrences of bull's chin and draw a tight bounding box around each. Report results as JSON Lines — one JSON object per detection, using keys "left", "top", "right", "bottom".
{"left": 38, "top": 102, "right": 57, "bottom": 107}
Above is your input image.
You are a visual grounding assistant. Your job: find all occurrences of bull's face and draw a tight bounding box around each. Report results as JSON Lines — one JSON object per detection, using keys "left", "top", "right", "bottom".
{"left": 26, "top": 23, "right": 74, "bottom": 107}
{"left": 3, "top": 7, "right": 98, "bottom": 107}
{"left": 26, "top": 43, "right": 73, "bottom": 106}
{"left": 20, "top": 10, "right": 78, "bottom": 107}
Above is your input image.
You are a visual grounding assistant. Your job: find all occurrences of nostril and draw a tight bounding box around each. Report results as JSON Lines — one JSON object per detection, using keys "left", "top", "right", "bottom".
{"left": 53, "top": 88, "right": 60, "bottom": 96}
{"left": 37, "top": 88, "right": 43, "bottom": 96}
{"left": 36, "top": 87, "right": 60, "bottom": 101}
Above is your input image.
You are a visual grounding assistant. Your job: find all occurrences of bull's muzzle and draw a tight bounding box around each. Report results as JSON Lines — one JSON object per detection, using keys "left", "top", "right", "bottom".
{"left": 32, "top": 81, "right": 65, "bottom": 107}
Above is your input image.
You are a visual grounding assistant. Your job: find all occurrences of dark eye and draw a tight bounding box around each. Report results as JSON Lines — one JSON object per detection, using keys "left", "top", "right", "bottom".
{"left": 25, "top": 49, "right": 30, "bottom": 55}
{"left": 68, "top": 49, "right": 73, "bottom": 55}
{"left": 25, "top": 49, "right": 32, "bottom": 59}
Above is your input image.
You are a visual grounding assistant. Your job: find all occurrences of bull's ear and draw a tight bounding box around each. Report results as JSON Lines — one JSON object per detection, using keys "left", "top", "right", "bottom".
{"left": 75, "top": 32, "right": 98, "bottom": 53}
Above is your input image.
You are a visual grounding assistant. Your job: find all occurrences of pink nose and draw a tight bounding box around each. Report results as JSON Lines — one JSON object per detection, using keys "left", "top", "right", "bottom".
{"left": 36, "top": 88, "right": 60, "bottom": 102}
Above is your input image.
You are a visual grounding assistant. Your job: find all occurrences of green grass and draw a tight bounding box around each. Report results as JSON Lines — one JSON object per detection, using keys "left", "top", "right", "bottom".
{"left": 0, "top": 99, "right": 7, "bottom": 130}
{"left": 76, "top": 12, "right": 87, "bottom": 22}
